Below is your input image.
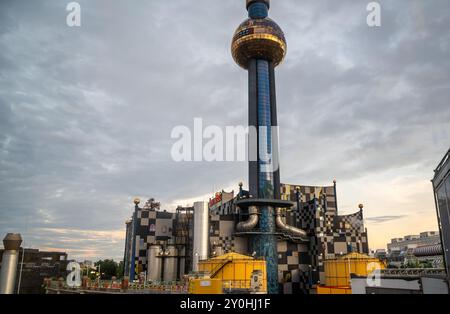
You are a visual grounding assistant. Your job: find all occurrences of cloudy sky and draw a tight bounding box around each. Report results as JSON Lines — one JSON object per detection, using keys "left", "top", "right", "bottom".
{"left": 0, "top": 0, "right": 449, "bottom": 261}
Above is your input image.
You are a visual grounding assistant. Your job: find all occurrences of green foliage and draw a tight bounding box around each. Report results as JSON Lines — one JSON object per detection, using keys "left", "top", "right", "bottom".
{"left": 95, "top": 259, "right": 118, "bottom": 280}
{"left": 421, "top": 261, "right": 433, "bottom": 269}
{"left": 116, "top": 261, "right": 124, "bottom": 279}
{"left": 404, "top": 259, "right": 421, "bottom": 269}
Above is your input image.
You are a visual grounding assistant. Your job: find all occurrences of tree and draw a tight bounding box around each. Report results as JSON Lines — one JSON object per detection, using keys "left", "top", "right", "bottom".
{"left": 404, "top": 259, "right": 420, "bottom": 269}
{"left": 116, "top": 261, "right": 124, "bottom": 279}
{"left": 95, "top": 259, "right": 118, "bottom": 280}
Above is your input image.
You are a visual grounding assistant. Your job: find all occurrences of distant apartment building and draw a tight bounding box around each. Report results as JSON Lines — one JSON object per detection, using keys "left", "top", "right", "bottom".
{"left": 374, "top": 249, "right": 387, "bottom": 261}
{"left": 387, "top": 232, "right": 441, "bottom": 252}
{"left": 386, "top": 231, "right": 442, "bottom": 268}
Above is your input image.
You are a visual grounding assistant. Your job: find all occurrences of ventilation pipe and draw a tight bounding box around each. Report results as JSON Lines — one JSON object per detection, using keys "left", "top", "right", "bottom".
{"left": 236, "top": 206, "right": 259, "bottom": 232}
{"left": 275, "top": 208, "right": 307, "bottom": 238}
{"left": 0, "top": 233, "right": 22, "bottom": 294}
{"left": 193, "top": 201, "right": 209, "bottom": 271}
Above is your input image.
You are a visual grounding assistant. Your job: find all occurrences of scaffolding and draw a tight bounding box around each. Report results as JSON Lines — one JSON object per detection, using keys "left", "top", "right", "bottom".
{"left": 173, "top": 206, "right": 194, "bottom": 277}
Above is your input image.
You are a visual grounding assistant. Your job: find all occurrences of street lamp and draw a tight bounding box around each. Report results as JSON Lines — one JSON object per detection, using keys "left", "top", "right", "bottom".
{"left": 308, "top": 265, "right": 312, "bottom": 288}
{"left": 17, "top": 247, "right": 26, "bottom": 294}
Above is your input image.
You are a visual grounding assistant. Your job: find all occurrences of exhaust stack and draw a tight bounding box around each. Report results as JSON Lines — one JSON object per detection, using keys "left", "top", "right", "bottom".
{"left": 0, "top": 233, "right": 23, "bottom": 294}
{"left": 193, "top": 202, "right": 209, "bottom": 271}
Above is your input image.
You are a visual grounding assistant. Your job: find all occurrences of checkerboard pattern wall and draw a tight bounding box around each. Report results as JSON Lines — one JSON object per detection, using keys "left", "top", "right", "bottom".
{"left": 124, "top": 182, "right": 370, "bottom": 291}
{"left": 209, "top": 212, "right": 248, "bottom": 255}
{"left": 209, "top": 183, "right": 370, "bottom": 294}
{"left": 283, "top": 184, "right": 369, "bottom": 291}
{"left": 125, "top": 207, "right": 177, "bottom": 276}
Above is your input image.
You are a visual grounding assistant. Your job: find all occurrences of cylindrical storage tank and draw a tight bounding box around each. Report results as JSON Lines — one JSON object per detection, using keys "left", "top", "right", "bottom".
{"left": 193, "top": 201, "right": 209, "bottom": 271}
{"left": 323, "top": 253, "right": 386, "bottom": 287}
{"left": 163, "top": 245, "right": 178, "bottom": 283}
{"left": 0, "top": 233, "right": 23, "bottom": 294}
{"left": 198, "top": 253, "right": 267, "bottom": 292}
{"left": 147, "top": 245, "right": 162, "bottom": 282}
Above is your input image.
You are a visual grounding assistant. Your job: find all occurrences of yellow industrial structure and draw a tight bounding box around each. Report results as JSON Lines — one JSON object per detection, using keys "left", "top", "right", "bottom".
{"left": 316, "top": 286, "right": 353, "bottom": 294}
{"left": 195, "top": 252, "right": 267, "bottom": 293}
{"left": 317, "top": 252, "right": 386, "bottom": 294}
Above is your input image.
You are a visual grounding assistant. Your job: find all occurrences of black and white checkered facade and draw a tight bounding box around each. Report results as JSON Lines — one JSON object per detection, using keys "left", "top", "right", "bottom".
{"left": 208, "top": 183, "right": 369, "bottom": 294}
{"left": 123, "top": 202, "right": 193, "bottom": 279}
{"left": 122, "top": 183, "right": 369, "bottom": 292}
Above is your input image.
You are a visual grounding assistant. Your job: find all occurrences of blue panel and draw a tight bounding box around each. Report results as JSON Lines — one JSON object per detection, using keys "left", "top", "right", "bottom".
{"left": 252, "top": 59, "right": 278, "bottom": 294}
{"left": 257, "top": 59, "right": 274, "bottom": 199}
{"left": 248, "top": 3, "right": 268, "bottom": 19}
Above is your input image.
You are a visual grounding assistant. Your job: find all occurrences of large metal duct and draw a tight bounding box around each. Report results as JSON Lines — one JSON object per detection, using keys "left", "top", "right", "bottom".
{"left": 163, "top": 245, "right": 178, "bottom": 282}
{"left": 0, "top": 233, "right": 22, "bottom": 294}
{"left": 236, "top": 206, "right": 259, "bottom": 232}
{"left": 193, "top": 201, "right": 209, "bottom": 271}
{"left": 413, "top": 244, "right": 443, "bottom": 257}
{"left": 275, "top": 208, "right": 307, "bottom": 238}
{"left": 147, "top": 245, "right": 162, "bottom": 282}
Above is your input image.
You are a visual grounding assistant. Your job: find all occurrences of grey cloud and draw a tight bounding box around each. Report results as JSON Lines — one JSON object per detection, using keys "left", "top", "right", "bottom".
{"left": 0, "top": 0, "right": 449, "bottom": 260}
{"left": 365, "top": 215, "right": 408, "bottom": 224}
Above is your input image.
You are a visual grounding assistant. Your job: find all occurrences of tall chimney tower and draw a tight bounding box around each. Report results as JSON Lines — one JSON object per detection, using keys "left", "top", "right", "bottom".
{"left": 0, "top": 233, "right": 23, "bottom": 294}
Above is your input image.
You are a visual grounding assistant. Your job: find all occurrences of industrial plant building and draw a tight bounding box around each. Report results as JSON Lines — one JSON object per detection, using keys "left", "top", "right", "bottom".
{"left": 208, "top": 182, "right": 369, "bottom": 294}
{"left": 122, "top": 198, "right": 194, "bottom": 283}
{"left": 123, "top": 181, "right": 369, "bottom": 294}
{"left": 432, "top": 148, "right": 450, "bottom": 283}
{"left": 0, "top": 234, "right": 68, "bottom": 294}
{"left": 123, "top": 0, "right": 368, "bottom": 294}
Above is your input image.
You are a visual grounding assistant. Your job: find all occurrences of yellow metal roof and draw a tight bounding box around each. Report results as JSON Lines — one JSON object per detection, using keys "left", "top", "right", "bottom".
{"left": 336, "top": 252, "right": 372, "bottom": 260}
{"left": 209, "top": 252, "right": 254, "bottom": 261}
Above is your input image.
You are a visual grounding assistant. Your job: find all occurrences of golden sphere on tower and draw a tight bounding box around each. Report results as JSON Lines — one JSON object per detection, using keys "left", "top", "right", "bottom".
{"left": 231, "top": 18, "right": 287, "bottom": 69}
{"left": 359, "top": 204, "right": 364, "bottom": 209}
{"left": 133, "top": 198, "right": 140, "bottom": 205}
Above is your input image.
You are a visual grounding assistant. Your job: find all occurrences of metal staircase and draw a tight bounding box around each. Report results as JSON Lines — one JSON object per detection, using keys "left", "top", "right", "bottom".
{"left": 209, "top": 258, "right": 233, "bottom": 278}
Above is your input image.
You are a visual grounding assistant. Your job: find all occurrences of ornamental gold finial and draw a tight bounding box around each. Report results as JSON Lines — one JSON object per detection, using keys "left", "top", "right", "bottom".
{"left": 231, "top": 0, "right": 286, "bottom": 69}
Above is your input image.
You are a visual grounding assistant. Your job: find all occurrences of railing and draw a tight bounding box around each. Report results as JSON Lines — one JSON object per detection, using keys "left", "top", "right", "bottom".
{"left": 434, "top": 149, "right": 450, "bottom": 173}
{"left": 234, "top": 228, "right": 308, "bottom": 242}
{"left": 46, "top": 278, "right": 270, "bottom": 294}
{"left": 222, "top": 280, "right": 267, "bottom": 294}
{"left": 381, "top": 268, "right": 446, "bottom": 277}
{"left": 222, "top": 280, "right": 251, "bottom": 291}
{"left": 209, "top": 258, "right": 233, "bottom": 278}
{"left": 44, "top": 279, "right": 188, "bottom": 294}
